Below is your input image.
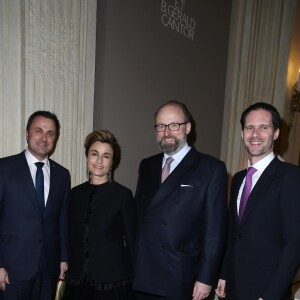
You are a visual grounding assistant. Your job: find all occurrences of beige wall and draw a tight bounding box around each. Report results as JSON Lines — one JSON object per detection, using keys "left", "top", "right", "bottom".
{"left": 94, "top": 0, "right": 232, "bottom": 192}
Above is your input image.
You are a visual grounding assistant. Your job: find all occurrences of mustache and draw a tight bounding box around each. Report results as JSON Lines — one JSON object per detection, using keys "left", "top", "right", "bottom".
{"left": 162, "top": 136, "right": 175, "bottom": 140}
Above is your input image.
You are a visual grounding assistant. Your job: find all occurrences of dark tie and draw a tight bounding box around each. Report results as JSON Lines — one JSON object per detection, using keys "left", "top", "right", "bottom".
{"left": 239, "top": 166, "right": 257, "bottom": 222}
{"left": 161, "top": 157, "right": 174, "bottom": 183}
{"left": 35, "top": 162, "right": 45, "bottom": 214}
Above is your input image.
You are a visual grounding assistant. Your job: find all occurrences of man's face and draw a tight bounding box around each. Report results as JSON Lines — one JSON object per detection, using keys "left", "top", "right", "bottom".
{"left": 242, "top": 109, "right": 279, "bottom": 165}
{"left": 26, "top": 116, "right": 58, "bottom": 161}
{"left": 155, "top": 104, "right": 191, "bottom": 155}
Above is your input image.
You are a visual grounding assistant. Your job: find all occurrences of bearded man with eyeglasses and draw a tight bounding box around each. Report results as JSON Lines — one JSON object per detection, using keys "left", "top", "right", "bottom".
{"left": 134, "top": 100, "right": 228, "bottom": 300}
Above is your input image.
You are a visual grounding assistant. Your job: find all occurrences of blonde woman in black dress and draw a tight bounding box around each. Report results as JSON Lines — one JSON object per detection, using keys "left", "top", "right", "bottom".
{"left": 63, "top": 130, "right": 136, "bottom": 300}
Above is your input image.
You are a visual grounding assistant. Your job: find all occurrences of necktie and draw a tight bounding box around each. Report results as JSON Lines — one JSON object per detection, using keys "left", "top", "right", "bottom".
{"left": 35, "top": 162, "right": 45, "bottom": 214}
{"left": 239, "top": 166, "right": 257, "bottom": 221}
{"left": 161, "top": 157, "right": 174, "bottom": 183}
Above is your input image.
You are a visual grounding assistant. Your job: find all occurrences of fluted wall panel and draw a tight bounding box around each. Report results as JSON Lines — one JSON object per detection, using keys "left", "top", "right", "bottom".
{"left": 0, "top": 0, "right": 97, "bottom": 186}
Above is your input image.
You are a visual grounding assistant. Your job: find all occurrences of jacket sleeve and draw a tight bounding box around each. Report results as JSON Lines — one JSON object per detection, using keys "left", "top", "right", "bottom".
{"left": 197, "top": 161, "right": 228, "bottom": 286}
{"left": 261, "top": 166, "right": 300, "bottom": 299}
{"left": 122, "top": 189, "right": 137, "bottom": 270}
{"left": 59, "top": 170, "right": 71, "bottom": 262}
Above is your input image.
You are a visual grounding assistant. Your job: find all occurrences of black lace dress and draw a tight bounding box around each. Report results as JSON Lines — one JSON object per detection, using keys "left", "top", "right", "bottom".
{"left": 62, "top": 181, "right": 136, "bottom": 300}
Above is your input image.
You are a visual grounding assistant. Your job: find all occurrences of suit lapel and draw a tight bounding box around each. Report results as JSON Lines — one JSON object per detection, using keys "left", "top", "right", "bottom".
{"left": 146, "top": 148, "right": 197, "bottom": 213}
{"left": 239, "top": 158, "right": 279, "bottom": 227}
{"left": 231, "top": 171, "right": 246, "bottom": 225}
{"left": 151, "top": 155, "right": 163, "bottom": 196}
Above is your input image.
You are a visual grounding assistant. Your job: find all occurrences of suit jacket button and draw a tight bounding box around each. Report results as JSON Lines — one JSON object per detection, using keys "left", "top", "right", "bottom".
{"left": 236, "top": 233, "right": 242, "bottom": 239}
{"left": 161, "top": 245, "right": 165, "bottom": 250}
{"left": 162, "top": 222, "right": 167, "bottom": 227}
{"left": 38, "top": 239, "right": 42, "bottom": 243}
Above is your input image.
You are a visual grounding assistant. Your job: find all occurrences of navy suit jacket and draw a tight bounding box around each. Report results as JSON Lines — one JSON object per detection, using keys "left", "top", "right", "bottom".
{"left": 134, "top": 147, "right": 228, "bottom": 297}
{"left": 0, "top": 151, "right": 70, "bottom": 281}
{"left": 221, "top": 157, "right": 300, "bottom": 300}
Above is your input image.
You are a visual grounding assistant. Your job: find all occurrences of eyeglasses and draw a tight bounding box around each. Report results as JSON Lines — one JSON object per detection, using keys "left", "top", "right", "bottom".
{"left": 154, "top": 122, "right": 187, "bottom": 132}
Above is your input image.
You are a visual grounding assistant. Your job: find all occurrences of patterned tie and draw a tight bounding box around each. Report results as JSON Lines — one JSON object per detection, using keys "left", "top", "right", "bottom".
{"left": 161, "top": 157, "right": 174, "bottom": 183}
{"left": 239, "top": 167, "right": 257, "bottom": 222}
{"left": 35, "top": 162, "right": 45, "bottom": 214}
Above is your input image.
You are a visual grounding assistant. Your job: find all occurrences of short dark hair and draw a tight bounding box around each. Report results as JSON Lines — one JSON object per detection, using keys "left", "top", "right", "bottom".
{"left": 84, "top": 130, "right": 121, "bottom": 170}
{"left": 155, "top": 100, "right": 192, "bottom": 123}
{"left": 240, "top": 102, "right": 280, "bottom": 130}
{"left": 26, "top": 111, "right": 60, "bottom": 137}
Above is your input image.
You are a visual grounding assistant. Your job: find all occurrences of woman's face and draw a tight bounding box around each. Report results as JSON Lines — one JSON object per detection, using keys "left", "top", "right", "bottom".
{"left": 87, "top": 141, "right": 113, "bottom": 184}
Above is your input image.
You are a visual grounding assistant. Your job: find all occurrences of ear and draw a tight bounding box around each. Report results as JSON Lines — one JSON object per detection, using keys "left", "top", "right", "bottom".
{"left": 26, "top": 131, "right": 29, "bottom": 143}
{"left": 186, "top": 122, "right": 191, "bottom": 134}
{"left": 241, "top": 131, "right": 244, "bottom": 139}
{"left": 274, "top": 128, "right": 279, "bottom": 140}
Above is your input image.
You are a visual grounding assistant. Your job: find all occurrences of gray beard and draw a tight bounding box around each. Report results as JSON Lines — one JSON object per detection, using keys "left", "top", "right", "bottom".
{"left": 158, "top": 137, "right": 185, "bottom": 155}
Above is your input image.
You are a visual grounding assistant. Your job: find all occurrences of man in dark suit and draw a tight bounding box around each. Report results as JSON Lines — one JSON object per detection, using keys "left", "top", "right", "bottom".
{"left": 215, "top": 102, "right": 300, "bottom": 300}
{"left": 0, "top": 111, "right": 71, "bottom": 300}
{"left": 134, "top": 101, "right": 228, "bottom": 300}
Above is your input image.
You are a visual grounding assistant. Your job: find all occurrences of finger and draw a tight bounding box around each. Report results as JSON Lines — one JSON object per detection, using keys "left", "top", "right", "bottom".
{"left": 192, "top": 285, "right": 197, "bottom": 295}
{"left": 59, "top": 272, "right": 65, "bottom": 280}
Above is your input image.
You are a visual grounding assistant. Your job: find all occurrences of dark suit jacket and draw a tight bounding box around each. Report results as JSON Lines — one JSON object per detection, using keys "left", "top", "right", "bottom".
{"left": 66, "top": 181, "right": 136, "bottom": 283}
{"left": 0, "top": 151, "right": 70, "bottom": 281}
{"left": 133, "top": 147, "right": 228, "bottom": 297}
{"left": 221, "top": 157, "right": 300, "bottom": 300}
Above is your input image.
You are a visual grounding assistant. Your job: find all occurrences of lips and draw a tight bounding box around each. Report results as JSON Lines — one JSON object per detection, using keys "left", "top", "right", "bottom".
{"left": 249, "top": 139, "right": 263, "bottom": 145}
{"left": 37, "top": 142, "right": 48, "bottom": 148}
{"left": 92, "top": 164, "right": 103, "bottom": 169}
{"left": 162, "top": 136, "right": 175, "bottom": 143}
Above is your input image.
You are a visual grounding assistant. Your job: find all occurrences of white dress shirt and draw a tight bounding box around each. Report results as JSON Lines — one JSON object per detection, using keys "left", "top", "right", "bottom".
{"left": 162, "top": 143, "right": 192, "bottom": 174}
{"left": 25, "top": 149, "right": 50, "bottom": 205}
{"left": 237, "top": 152, "right": 275, "bottom": 215}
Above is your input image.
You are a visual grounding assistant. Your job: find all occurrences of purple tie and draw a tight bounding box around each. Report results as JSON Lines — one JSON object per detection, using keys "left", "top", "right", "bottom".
{"left": 239, "top": 167, "right": 257, "bottom": 221}
{"left": 161, "top": 157, "right": 174, "bottom": 183}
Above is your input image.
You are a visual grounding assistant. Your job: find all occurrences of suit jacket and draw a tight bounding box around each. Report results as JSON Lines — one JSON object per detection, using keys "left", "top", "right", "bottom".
{"left": 133, "top": 147, "right": 228, "bottom": 297}
{"left": 221, "top": 157, "right": 300, "bottom": 300}
{"left": 66, "top": 181, "right": 136, "bottom": 283}
{"left": 0, "top": 151, "right": 70, "bottom": 281}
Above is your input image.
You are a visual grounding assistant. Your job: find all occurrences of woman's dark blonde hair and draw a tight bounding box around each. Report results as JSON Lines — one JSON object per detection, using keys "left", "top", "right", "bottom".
{"left": 84, "top": 130, "right": 121, "bottom": 172}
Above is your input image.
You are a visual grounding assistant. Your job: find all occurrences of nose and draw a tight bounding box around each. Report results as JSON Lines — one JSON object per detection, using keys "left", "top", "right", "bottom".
{"left": 164, "top": 126, "right": 171, "bottom": 136}
{"left": 252, "top": 128, "right": 261, "bottom": 137}
{"left": 41, "top": 132, "right": 47, "bottom": 141}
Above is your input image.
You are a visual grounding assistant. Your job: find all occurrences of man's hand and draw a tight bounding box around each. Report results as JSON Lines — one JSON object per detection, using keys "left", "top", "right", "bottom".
{"left": 0, "top": 268, "right": 9, "bottom": 291}
{"left": 59, "top": 262, "right": 68, "bottom": 280}
{"left": 192, "top": 281, "right": 211, "bottom": 300}
{"left": 215, "top": 279, "right": 226, "bottom": 298}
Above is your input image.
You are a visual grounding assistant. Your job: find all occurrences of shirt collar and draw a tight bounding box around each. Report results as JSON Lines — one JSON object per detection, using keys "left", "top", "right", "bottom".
{"left": 163, "top": 143, "right": 191, "bottom": 163}
{"left": 249, "top": 152, "right": 275, "bottom": 173}
{"left": 25, "top": 149, "right": 49, "bottom": 167}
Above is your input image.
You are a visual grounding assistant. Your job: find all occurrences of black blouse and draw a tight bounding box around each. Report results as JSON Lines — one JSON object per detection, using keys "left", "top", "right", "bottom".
{"left": 66, "top": 181, "right": 136, "bottom": 289}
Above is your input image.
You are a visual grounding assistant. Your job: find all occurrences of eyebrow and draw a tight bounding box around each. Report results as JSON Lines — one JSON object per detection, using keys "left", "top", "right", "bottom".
{"left": 90, "top": 149, "right": 112, "bottom": 155}
{"left": 244, "top": 124, "right": 271, "bottom": 127}
{"left": 34, "top": 127, "right": 56, "bottom": 133}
